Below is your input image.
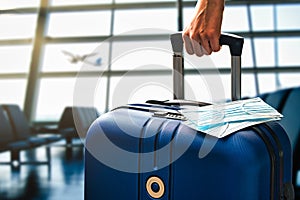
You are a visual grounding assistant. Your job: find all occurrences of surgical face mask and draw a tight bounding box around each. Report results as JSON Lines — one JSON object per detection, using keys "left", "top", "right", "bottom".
{"left": 180, "top": 97, "right": 282, "bottom": 138}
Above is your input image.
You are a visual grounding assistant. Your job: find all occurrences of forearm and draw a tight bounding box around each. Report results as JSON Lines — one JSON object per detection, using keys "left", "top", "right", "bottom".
{"left": 183, "top": 0, "right": 225, "bottom": 56}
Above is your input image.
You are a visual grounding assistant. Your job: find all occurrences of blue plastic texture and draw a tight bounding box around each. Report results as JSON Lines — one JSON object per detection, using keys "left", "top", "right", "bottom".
{"left": 85, "top": 104, "right": 293, "bottom": 200}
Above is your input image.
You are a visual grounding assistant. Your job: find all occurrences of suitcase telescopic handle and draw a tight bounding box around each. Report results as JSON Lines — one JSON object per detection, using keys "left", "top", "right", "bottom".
{"left": 219, "top": 33, "right": 244, "bottom": 57}
{"left": 170, "top": 32, "right": 244, "bottom": 101}
{"left": 170, "top": 32, "right": 244, "bottom": 56}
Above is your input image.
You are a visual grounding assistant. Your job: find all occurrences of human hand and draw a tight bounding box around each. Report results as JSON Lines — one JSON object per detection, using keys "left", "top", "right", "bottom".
{"left": 182, "top": 0, "right": 225, "bottom": 56}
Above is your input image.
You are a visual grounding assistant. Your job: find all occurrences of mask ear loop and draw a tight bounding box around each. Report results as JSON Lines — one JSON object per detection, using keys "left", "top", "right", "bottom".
{"left": 241, "top": 99, "right": 274, "bottom": 117}
{"left": 215, "top": 122, "right": 229, "bottom": 138}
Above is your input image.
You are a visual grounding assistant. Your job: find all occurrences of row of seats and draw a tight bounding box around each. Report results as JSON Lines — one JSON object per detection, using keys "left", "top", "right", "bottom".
{"left": 0, "top": 104, "right": 60, "bottom": 166}
{"left": 0, "top": 104, "right": 99, "bottom": 167}
{"left": 38, "top": 106, "right": 100, "bottom": 145}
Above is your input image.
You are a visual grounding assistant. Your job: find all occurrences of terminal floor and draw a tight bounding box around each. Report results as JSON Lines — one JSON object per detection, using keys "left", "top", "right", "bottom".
{"left": 0, "top": 140, "right": 84, "bottom": 200}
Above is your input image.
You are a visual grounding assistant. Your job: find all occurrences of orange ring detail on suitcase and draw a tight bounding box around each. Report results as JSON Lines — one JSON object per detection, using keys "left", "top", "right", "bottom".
{"left": 146, "top": 176, "right": 165, "bottom": 199}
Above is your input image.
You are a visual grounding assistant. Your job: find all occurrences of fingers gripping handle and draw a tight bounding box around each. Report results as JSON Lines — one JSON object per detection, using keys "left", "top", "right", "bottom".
{"left": 170, "top": 32, "right": 244, "bottom": 101}
{"left": 170, "top": 32, "right": 244, "bottom": 56}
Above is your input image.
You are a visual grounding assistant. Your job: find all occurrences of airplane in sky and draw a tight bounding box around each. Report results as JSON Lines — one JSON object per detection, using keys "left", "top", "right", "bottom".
{"left": 62, "top": 50, "right": 102, "bottom": 66}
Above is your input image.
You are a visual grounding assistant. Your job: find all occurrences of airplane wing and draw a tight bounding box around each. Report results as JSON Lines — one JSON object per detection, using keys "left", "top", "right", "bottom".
{"left": 62, "top": 50, "right": 74, "bottom": 57}
{"left": 82, "top": 52, "right": 98, "bottom": 60}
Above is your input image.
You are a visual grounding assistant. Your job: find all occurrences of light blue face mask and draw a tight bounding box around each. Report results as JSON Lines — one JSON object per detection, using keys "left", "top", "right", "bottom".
{"left": 180, "top": 97, "right": 282, "bottom": 138}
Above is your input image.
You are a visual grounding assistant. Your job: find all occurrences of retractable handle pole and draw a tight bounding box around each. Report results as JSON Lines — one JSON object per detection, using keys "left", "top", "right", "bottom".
{"left": 219, "top": 33, "right": 244, "bottom": 101}
{"left": 170, "top": 32, "right": 244, "bottom": 101}
{"left": 170, "top": 33, "right": 185, "bottom": 100}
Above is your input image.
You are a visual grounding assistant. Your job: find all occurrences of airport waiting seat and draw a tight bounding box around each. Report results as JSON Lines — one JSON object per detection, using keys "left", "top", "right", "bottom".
{"left": 39, "top": 106, "right": 100, "bottom": 145}
{"left": 259, "top": 86, "right": 300, "bottom": 187}
{"left": 0, "top": 106, "right": 30, "bottom": 152}
{"left": 2, "top": 104, "right": 62, "bottom": 144}
{"left": 0, "top": 105, "right": 51, "bottom": 165}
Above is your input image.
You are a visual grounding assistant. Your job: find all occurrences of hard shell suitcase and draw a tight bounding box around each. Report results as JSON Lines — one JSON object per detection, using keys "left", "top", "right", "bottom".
{"left": 85, "top": 33, "right": 294, "bottom": 199}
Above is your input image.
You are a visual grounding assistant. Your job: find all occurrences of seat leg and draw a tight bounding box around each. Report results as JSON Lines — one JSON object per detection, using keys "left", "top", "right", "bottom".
{"left": 66, "top": 137, "right": 72, "bottom": 146}
{"left": 45, "top": 146, "right": 51, "bottom": 165}
{"left": 10, "top": 150, "right": 20, "bottom": 162}
{"left": 10, "top": 149, "right": 21, "bottom": 169}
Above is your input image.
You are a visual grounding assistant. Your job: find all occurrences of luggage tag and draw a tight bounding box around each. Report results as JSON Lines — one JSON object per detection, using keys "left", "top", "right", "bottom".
{"left": 180, "top": 98, "right": 283, "bottom": 138}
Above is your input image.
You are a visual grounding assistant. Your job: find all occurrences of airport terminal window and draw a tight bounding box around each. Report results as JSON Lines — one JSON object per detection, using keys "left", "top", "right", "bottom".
{"left": 238, "top": 39, "right": 254, "bottom": 68}
{"left": 258, "top": 74, "right": 278, "bottom": 94}
{"left": 42, "top": 43, "right": 105, "bottom": 72}
{"left": 0, "top": 45, "right": 32, "bottom": 73}
{"left": 222, "top": 6, "right": 250, "bottom": 32}
{"left": 36, "top": 78, "right": 78, "bottom": 121}
{"left": 36, "top": 77, "right": 107, "bottom": 121}
{"left": 109, "top": 75, "right": 173, "bottom": 109}
{"left": 47, "top": 11, "right": 112, "bottom": 37}
{"left": 0, "top": 79, "right": 27, "bottom": 108}
{"left": 50, "top": 0, "right": 112, "bottom": 6}
{"left": 254, "top": 38, "right": 276, "bottom": 67}
{"left": 115, "top": 0, "right": 175, "bottom": 3}
{"left": 198, "top": 39, "right": 252, "bottom": 69}
{"left": 277, "top": 4, "right": 300, "bottom": 30}
{"left": 250, "top": 5, "right": 274, "bottom": 31}
{"left": 93, "top": 76, "right": 108, "bottom": 114}
{"left": 280, "top": 73, "right": 300, "bottom": 88}
{"left": 0, "top": 0, "right": 40, "bottom": 8}
{"left": 241, "top": 74, "right": 257, "bottom": 98}
{"left": 278, "top": 37, "right": 300, "bottom": 66}
{"left": 0, "top": 3, "right": 37, "bottom": 112}
{"left": 113, "top": 9, "right": 177, "bottom": 35}
{"left": 0, "top": 14, "right": 37, "bottom": 40}
{"left": 111, "top": 40, "right": 172, "bottom": 70}
{"left": 185, "top": 73, "right": 256, "bottom": 102}
{"left": 1, "top": 1, "right": 300, "bottom": 122}
{"left": 184, "top": 74, "right": 227, "bottom": 102}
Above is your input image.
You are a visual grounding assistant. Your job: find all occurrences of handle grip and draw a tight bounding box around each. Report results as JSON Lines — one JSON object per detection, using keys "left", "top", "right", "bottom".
{"left": 170, "top": 32, "right": 244, "bottom": 56}
{"left": 219, "top": 33, "right": 244, "bottom": 56}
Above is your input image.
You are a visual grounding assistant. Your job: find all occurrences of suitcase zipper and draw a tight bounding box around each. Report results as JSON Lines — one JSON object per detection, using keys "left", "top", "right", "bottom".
{"left": 263, "top": 123, "right": 284, "bottom": 199}
{"left": 252, "top": 126, "right": 277, "bottom": 200}
{"left": 262, "top": 123, "right": 294, "bottom": 200}
{"left": 252, "top": 122, "right": 287, "bottom": 200}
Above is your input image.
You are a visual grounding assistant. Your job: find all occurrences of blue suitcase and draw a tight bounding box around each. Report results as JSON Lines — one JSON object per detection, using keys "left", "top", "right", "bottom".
{"left": 84, "top": 33, "right": 294, "bottom": 199}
